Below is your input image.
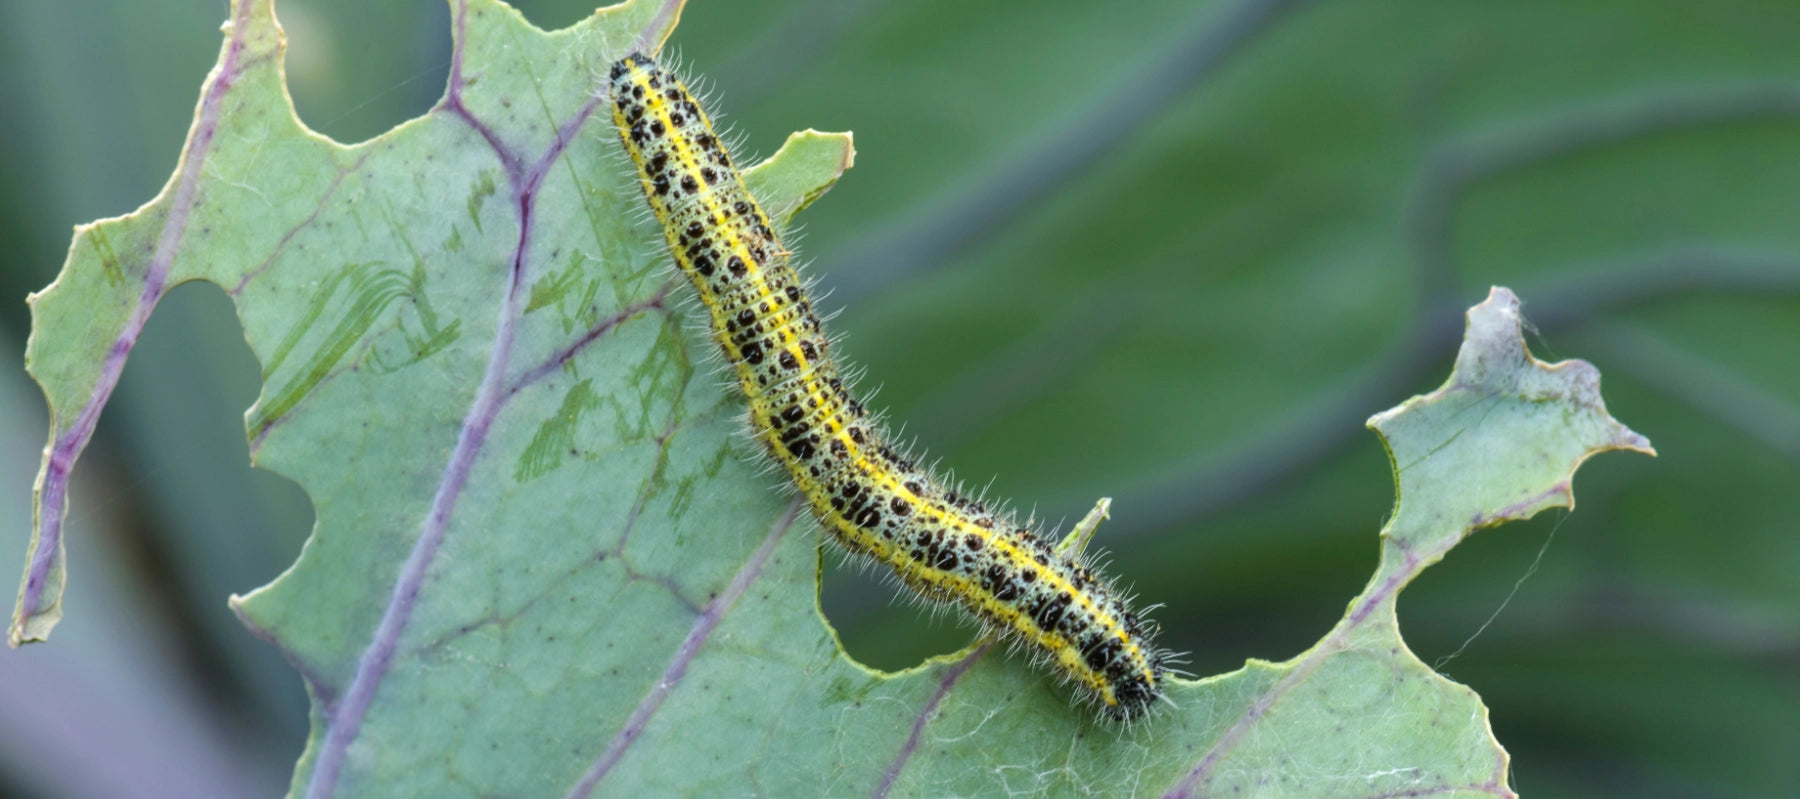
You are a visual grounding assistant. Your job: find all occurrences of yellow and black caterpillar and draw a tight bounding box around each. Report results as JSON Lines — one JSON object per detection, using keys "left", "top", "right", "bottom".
{"left": 608, "top": 53, "right": 1170, "bottom": 720}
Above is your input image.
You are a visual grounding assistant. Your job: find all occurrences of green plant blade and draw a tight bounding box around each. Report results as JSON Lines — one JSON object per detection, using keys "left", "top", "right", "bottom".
{"left": 14, "top": 1, "right": 1651, "bottom": 796}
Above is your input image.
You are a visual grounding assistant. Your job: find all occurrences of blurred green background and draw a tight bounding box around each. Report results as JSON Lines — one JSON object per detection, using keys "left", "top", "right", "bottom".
{"left": 1, "top": 0, "right": 1795, "bottom": 796}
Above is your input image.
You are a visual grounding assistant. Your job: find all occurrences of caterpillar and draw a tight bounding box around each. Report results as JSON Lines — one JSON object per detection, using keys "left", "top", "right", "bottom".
{"left": 607, "top": 53, "right": 1171, "bottom": 721}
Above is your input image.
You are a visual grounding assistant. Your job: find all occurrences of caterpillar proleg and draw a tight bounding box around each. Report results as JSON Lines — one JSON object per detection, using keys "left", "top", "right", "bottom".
{"left": 607, "top": 53, "right": 1172, "bottom": 721}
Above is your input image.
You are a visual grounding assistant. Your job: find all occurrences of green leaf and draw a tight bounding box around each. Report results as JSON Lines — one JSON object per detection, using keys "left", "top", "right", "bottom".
{"left": 13, "top": 1, "right": 1653, "bottom": 796}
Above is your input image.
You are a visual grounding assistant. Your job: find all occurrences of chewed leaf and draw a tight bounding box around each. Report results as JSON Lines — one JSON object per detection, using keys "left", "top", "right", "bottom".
{"left": 13, "top": 0, "right": 1653, "bottom": 797}
{"left": 1152, "top": 286, "right": 1653, "bottom": 799}
{"left": 1371, "top": 286, "right": 1656, "bottom": 548}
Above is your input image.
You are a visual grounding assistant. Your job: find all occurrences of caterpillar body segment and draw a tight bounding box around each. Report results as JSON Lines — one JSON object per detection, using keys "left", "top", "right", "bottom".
{"left": 607, "top": 53, "right": 1171, "bottom": 720}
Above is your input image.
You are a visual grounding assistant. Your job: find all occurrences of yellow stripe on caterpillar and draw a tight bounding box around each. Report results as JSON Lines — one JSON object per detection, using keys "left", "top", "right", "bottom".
{"left": 607, "top": 52, "right": 1172, "bottom": 721}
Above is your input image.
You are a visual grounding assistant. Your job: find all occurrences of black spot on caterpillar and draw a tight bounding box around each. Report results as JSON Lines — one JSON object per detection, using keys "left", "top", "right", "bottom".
{"left": 607, "top": 53, "right": 1172, "bottom": 721}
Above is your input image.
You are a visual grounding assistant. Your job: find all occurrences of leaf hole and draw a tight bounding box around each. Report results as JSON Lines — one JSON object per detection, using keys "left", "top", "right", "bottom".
{"left": 277, "top": 0, "right": 452, "bottom": 145}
